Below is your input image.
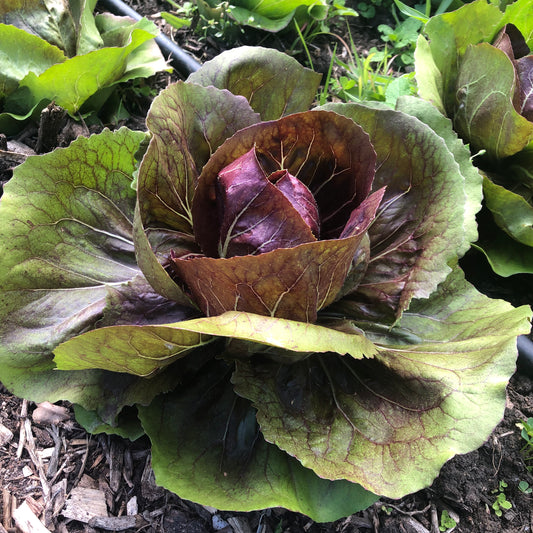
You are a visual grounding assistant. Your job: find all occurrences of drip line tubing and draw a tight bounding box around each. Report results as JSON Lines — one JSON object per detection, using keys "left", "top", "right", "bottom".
{"left": 518, "top": 335, "right": 533, "bottom": 377}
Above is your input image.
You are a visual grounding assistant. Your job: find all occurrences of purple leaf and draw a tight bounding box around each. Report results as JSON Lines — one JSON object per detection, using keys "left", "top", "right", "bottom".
{"left": 192, "top": 110, "right": 377, "bottom": 257}
{"left": 171, "top": 235, "right": 371, "bottom": 322}
{"left": 216, "top": 148, "right": 317, "bottom": 257}
{"left": 516, "top": 55, "right": 533, "bottom": 121}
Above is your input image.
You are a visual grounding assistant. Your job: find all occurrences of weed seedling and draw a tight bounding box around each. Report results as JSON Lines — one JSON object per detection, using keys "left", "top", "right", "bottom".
{"left": 517, "top": 417, "right": 533, "bottom": 470}
{"left": 491, "top": 481, "right": 512, "bottom": 517}
{"left": 439, "top": 509, "right": 457, "bottom": 531}
{"left": 519, "top": 480, "right": 532, "bottom": 494}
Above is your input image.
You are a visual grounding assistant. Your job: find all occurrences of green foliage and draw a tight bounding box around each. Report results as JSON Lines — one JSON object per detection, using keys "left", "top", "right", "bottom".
{"left": 517, "top": 417, "right": 533, "bottom": 470}
{"left": 356, "top": 0, "right": 388, "bottom": 19}
{"left": 0, "top": 0, "right": 168, "bottom": 134}
{"left": 164, "top": 0, "right": 357, "bottom": 39}
{"left": 518, "top": 480, "right": 532, "bottom": 494}
{"left": 355, "top": 0, "right": 460, "bottom": 69}
{"left": 415, "top": 0, "right": 533, "bottom": 278}
{"left": 377, "top": 16, "right": 422, "bottom": 66}
{"left": 439, "top": 509, "right": 457, "bottom": 531}
{"left": 323, "top": 25, "right": 417, "bottom": 106}
{"left": 491, "top": 481, "right": 512, "bottom": 517}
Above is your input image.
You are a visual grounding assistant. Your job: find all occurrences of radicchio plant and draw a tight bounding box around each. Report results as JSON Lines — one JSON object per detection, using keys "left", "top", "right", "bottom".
{"left": 415, "top": 0, "right": 533, "bottom": 277}
{"left": 0, "top": 47, "right": 530, "bottom": 521}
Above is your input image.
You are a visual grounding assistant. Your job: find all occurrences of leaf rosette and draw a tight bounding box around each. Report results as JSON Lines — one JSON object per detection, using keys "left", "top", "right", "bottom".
{"left": 415, "top": 0, "right": 533, "bottom": 276}
{"left": 0, "top": 46, "right": 530, "bottom": 521}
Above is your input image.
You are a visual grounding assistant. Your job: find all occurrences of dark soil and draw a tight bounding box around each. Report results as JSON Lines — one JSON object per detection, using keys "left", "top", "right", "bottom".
{"left": 1, "top": 1, "right": 533, "bottom": 532}
{"left": 1, "top": 373, "right": 532, "bottom": 533}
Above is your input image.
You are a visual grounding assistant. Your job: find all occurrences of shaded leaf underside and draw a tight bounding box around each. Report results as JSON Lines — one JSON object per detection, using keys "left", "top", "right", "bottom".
{"left": 138, "top": 359, "right": 378, "bottom": 523}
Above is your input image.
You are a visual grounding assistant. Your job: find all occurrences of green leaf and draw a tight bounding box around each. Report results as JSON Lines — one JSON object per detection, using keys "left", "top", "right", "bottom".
{"left": 236, "top": 0, "right": 327, "bottom": 19}
{"left": 75, "top": 0, "right": 105, "bottom": 55}
{"left": 73, "top": 404, "right": 145, "bottom": 440}
{"left": 132, "top": 201, "right": 194, "bottom": 306}
{"left": 501, "top": 0, "right": 533, "bottom": 46}
{"left": 175, "top": 311, "right": 379, "bottom": 357}
{"left": 416, "top": 0, "right": 504, "bottom": 114}
{"left": 473, "top": 232, "right": 533, "bottom": 277}
{"left": 160, "top": 11, "right": 191, "bottom": 29}
{"left": 1, "top": 0, "right": 78, "bottom": 56}
{"left": 395, "top": 95, "right": 483, "bottom": 248}
{"left": 232, "top": 267, "right": 531, "bottom": 498}
{"left": 94, "top": 13, "right": 169, "bottom": 84}
{"left": 414, "top": 35, "right": 445, "bottom": 114}
{"left": 454, "top": 43, "right": 533, "bottom": 159}
{"left": 55, "top": 310, "right": 378, "bottom": 370}
{"left": 229, "top": 7, "right": 295, "bottom": 32}
{"left": 0, "top": 128, "right": 145, "bottom": 403}
{"left": 11, "top": 20, "right": 160, "bottom": 114}
{"left": 137, "top": 81, "right": 261, "bottom": 234}
{"left": 483, "top": 176, "right": 533, "bottom": 246}
{"left": 54, "top": 322, "right": 214, "bottom": 375}
{"left": 187, "top": 46, "right": 322, "bottom": 120}
{"left": 0, "top": 23, "right": 65, "bottom": 98}
{"left": 138, "top": 360, "right": 378, "bottom": 522}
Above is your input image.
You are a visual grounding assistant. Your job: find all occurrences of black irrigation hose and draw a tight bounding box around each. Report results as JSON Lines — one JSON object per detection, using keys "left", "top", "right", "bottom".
{"left": 97, "top": 0, "right": 201, "bottom": 77}
{"left": 517, "top": 335, "right": 533, "bottom": 378}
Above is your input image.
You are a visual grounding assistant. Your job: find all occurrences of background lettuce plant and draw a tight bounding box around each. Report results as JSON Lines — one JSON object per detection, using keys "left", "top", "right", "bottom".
{"left": 0, "top": 46, "right": 530, "bottom": 521}
{"left": 415, "top": 0, "right": 533, "bottom": 277}
{"left": 178, "top": 0, "right": 356, "bottom": 34}
{"left": 0, "top": 0, "right": 169, "bottom": 134}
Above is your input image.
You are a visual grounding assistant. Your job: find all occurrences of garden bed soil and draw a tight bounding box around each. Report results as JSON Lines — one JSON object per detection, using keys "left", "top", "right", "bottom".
{"left": 1, "top": 373, "right": 532, "bottom": 533}
{"left": 1, "top": 1, "right": 533, "bottom": 532}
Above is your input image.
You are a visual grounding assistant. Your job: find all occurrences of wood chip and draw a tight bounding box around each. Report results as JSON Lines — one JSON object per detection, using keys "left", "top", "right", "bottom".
{"left": 2, "top": 489, "right": 13, "bottom": 530}
{"left": 13, "top": 500, "right": 51, "bottom": 533}
{"left": 108, "top": 439, "right": 124, "bottom": 493}
{"left": 32, "top": 403, "right": 70, "bottom": 426}
{"left": 126, "top": 496, "right": 138, "bottom": 516}
{"left": 61, "top": 487, "right": 108, "bottom": 524}
{"left": 78, "top": 474, "right": 99, "bottom": 490}
{"left": 404, "top": 517, "right": 431, "bottom": 533}
{"left": 140, "top": 454, "right": 165, "bottom": 502}
{"left": 88, "top": 515, "right": 145, "bottom": 531}
{"left": 16, "top": 399, "right": 29, "bottom": 459}
{"left": 44, "top": 479, "right": 67, "bottom": 528}
{"left": 0, "top": 422, "right": 13, "bottom": 447}
{"left": 36, "top": 448, "right": 55, "bottom": 460}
